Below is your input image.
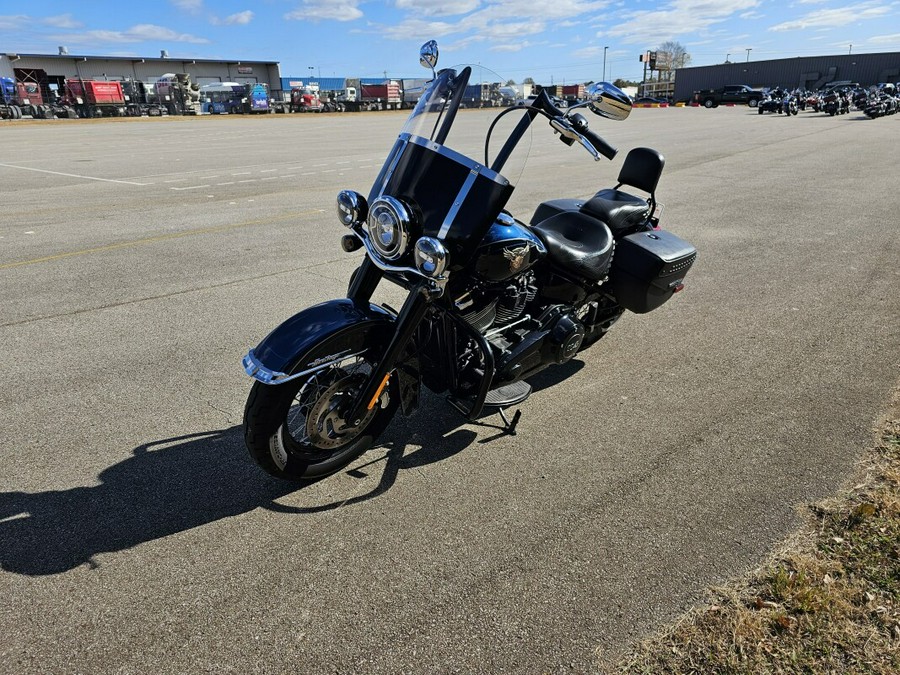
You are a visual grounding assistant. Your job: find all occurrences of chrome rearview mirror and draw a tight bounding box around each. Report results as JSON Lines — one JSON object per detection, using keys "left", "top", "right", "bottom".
{"left": 419, "top": 40, "right": 439, "bottom": 75}
{"left": 586, "top": 82, "right": 632, "bottom": 121}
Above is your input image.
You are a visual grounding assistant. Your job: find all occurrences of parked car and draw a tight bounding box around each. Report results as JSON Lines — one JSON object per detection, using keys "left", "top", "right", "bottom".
{"left": 634, "top": 96, "right": 667, "bottom": 104}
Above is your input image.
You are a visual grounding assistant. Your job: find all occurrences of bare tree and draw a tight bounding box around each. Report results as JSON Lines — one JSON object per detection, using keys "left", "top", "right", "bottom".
{"left": 656, "top": 41, "right": 691, "bottom": 81}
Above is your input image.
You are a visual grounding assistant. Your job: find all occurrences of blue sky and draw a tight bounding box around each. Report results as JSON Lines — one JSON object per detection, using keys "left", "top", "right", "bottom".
{"left": 1, "top": 0, "right": 898, "bottom": 83}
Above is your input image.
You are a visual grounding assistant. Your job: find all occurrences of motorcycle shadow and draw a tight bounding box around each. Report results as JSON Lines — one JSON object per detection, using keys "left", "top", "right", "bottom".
{"left": 0, "top": 428, "right": 298, "bottom": 576}
{"left": 0, "top": 361, "right": 585, "bottom": 577}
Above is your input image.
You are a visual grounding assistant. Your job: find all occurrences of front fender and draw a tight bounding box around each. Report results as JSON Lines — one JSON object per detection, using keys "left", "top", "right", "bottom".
{"left": 242, "top": 299, "right": 396, "bottom": 385}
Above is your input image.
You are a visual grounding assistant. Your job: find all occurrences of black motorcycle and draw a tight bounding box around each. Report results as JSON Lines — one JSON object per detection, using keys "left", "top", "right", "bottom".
{"left": 757, "top": 92, "right": 782, "bottom": 114}
{"left": 241, "top": 41, "right": 697, "bottom": 481}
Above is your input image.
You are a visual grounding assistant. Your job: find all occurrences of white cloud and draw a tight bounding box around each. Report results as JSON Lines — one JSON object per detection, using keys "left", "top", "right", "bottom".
{"left": 0, "top": 14, "right": 28, "bottom": 29}
{"left": 869, "top": 32, "right": 900, "bottom": 43}
{"left": 395, "top": 0, "right": 482, "bottom": 16}
{"left": 53, "top": 23, "right": 210, "bottom": 45}
{"left": 607, "top": 0, "right": 761, "bottom": 45}
{"left": 769, "top": 1, "right": 893, "bottom": 31}
{"left": 171, "top": 0, "right": 204, "bottom": 12}
{"left": 41, "top": 14, "right": 83, "bottom": 29}
{"left": 212, "top": 10, "right": 255, "bottom": 26}
{"left": 383, "top": 0, "right": 611, "bottom": 51}
{"left": 491, "top": 40, "right": 535, "bottom": 52}
{"left": 285, "top": 0, "right": 364, "bottom": 21}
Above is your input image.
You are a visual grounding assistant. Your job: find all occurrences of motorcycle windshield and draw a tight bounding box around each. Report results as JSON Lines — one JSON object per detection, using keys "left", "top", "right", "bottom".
{"left": 367, "top": 67, "right": 516, "bottom": 269}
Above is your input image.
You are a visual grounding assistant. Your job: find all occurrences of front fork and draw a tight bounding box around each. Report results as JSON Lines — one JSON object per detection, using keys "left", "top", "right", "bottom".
{"left": 342, "top": 257, "right": 433, "bottom": 427}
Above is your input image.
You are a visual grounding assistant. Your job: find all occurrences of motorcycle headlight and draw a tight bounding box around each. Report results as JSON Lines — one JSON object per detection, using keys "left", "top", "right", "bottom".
{"left": 367, "top": 196, "right": 411, "bottom": 261}
{"left": 414, "top": 237, "right": 449, "bottom": 277}
{"left": 336, "top": 190, "right": 367, "bottom": 227}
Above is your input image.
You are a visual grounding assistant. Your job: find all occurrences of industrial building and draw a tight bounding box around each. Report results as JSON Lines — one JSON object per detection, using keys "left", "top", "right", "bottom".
{"left": 0, "top": 49, "right": 282, "bottom": 103}
{"left": 673, "top": 51, "right": 900, "bottom": 102}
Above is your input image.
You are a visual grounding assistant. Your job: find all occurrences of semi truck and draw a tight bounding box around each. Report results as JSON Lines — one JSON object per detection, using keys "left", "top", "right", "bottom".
{"left": 290, "top": 85, "right": 326, "bottom": 112}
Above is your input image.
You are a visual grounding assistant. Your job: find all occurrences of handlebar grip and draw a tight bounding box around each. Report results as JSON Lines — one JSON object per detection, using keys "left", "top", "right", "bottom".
{"left": 582, "top": 128, "right": 618, "bottom": 160}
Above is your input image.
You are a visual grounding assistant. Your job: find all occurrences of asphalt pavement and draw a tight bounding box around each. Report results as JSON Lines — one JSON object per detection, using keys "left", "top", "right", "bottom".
{"left": 1, "top": 107, "right": 898, "bottom": 672}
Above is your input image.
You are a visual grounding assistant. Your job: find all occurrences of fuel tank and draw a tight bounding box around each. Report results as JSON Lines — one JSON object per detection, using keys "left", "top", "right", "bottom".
{"left": 474, "top": 213, "right": 547, "bottom": 282}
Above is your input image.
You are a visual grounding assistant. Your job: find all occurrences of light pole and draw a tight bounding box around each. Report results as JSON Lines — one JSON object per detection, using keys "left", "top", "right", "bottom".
{"left": 603, "top": 46, "right": 608, "bottom": 82}
{"left": 745, "top": 48, "right": 752, "bottom": 62}
{"left": 725, "top": 53, "right": 730, "bottom": 63}
{"left": 308, "top": 66, "right": 314, "bottom": 83}
{"left": 849, "top": 44, "right": 852, "bottom": 54}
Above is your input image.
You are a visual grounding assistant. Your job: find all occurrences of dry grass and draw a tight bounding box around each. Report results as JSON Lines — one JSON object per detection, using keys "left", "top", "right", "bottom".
{"left": 617, "top": 393, "right": 900, "bottom": 674}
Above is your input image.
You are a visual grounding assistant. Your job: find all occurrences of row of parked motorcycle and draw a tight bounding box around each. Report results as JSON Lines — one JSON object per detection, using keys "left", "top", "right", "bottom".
{"left": 757, "top": 83, "right": 899, "bottom": 119}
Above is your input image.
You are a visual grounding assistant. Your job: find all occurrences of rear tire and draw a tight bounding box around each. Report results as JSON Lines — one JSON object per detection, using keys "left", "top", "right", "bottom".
{"left": 703, "top": 98, "right": 715, "bottom": 109}
{"left": 243, "top": 327, "right": 399, "bottom": 481}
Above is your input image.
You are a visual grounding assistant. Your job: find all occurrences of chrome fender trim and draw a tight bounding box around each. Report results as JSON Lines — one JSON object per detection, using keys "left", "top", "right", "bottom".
{"left": 242, "top": 347, "right": 367, "bottom": 385}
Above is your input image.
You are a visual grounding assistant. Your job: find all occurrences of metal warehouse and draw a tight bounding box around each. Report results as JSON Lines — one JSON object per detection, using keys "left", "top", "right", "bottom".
{"left": 674, "top": 51, "right": 900, "bottom": 102}
{"left": 0, "top": 49, "right": 282, "bottom": 101}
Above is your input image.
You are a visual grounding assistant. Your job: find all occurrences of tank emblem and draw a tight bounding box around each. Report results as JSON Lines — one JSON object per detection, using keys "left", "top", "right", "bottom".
{"left": 503, "top": 244, "right": 530, "bottom": 272}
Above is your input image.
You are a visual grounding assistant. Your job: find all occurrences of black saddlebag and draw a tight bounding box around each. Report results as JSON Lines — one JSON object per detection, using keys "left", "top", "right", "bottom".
{"left": 609, "top": 229, "right": 696, "bottom": 314}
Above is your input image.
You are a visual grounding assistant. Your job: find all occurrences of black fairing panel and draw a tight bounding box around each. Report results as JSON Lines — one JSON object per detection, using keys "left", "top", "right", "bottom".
{"left": 373, "top": 135, "right": 514, "bottom": 269}
{"left": 253, "top": 299, "right": 395, "bottom": 375}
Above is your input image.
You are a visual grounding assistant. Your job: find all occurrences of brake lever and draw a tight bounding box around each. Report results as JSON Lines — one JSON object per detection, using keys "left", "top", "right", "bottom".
{"left": 549, "top": 117, "right": 602, "bottom": 161}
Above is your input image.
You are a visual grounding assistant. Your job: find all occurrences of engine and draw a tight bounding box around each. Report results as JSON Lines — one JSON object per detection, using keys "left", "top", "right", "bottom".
{"left": 453, "top": 271, "right": 586, "bottom": 385}
{"left": 455, "top": 271, "right": 538, "bottom": 333}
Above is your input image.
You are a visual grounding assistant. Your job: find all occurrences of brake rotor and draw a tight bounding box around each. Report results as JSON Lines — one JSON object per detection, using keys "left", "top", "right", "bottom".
{"left": 305, "top": 374, "right": 378, "bottom": 449}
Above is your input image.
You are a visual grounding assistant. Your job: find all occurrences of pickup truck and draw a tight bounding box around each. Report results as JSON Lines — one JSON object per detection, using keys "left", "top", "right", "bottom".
{"left": 694, "top": 84, "right": 764, "bottom": 108}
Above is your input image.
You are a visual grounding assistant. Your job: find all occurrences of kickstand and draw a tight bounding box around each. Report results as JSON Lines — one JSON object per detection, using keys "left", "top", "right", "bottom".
{"left": 498, "top": 408, "right": 522, "bottom": 436}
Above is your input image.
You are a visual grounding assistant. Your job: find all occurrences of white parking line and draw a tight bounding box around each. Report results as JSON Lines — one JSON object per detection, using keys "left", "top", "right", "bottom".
{"left": 216, "top": 181, "right": 235, "bottom": 186}
{"left": 260, "top": 169, "right": 277, "bottom": 173}
{"left": 163, "top": 178, "right": 188, "bottom": 183}
{"left": 232, "top": 172, "right": 252, "bottom": 176}
{"left": 171, "top": 184, "right": 211, "bottom": 191}
{"left": 0, "top": 163, "right": 150, "bottom": 186}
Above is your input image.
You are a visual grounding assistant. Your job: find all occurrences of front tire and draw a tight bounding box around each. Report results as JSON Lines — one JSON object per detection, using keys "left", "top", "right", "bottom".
{"left": 243, "top": 329, "right": 399, "bottom": 481}
{"left": 749, "top": 99, "right": 759, "bottom": 108}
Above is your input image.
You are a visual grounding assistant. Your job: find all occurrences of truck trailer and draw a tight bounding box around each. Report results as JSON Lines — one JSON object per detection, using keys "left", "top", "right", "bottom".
{"left": 62, "top": 79, "right": 127, "bottom": 118}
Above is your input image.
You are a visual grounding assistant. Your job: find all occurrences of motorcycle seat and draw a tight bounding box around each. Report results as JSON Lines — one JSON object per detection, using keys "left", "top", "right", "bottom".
{"left": 579, "top": 147, "right": 662, "bottom": 235}
{"left": 530, "top": 211, "right": 614, "bottom": 281}
{"left": 580, "top": 190, "right": 651, "bottom": 235}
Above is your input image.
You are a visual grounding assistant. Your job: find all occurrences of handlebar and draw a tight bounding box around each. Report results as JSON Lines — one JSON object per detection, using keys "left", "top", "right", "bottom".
{"left": 549, "top": 114, "right": 618, "bottom": 161}
{"left": 487, "top": 89, "right": 619, "bottom": 173}
{"left": 534, "top": 90, "right": 617, "bottom": 162}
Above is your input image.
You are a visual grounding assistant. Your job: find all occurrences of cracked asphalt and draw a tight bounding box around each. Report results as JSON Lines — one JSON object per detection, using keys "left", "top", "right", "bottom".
{"left": 1, "top": 107, "right": 898, "bottom": 673}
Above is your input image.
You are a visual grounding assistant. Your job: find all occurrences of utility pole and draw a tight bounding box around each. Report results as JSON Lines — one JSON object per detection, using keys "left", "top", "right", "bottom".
{"left": 642, "top": 51, "right": 648, "bottom": 95}
{"left": 603, "top": 46, "right": 608, "bottom": 82}
{"left": 746, "top": 48, "right": 752, "bottom": 62}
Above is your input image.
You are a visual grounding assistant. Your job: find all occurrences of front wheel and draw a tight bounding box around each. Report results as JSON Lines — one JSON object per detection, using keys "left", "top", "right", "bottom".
{"left": 749, "top": 99, "right": 759, "bottom": 108}
{"left": 243, "top": 328, "right": 399, "bottom": 481}
{"left": 703, "top": 98, "right": 715, "bottom": 109}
